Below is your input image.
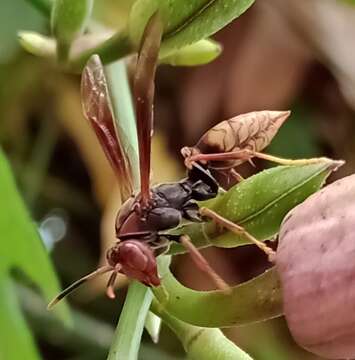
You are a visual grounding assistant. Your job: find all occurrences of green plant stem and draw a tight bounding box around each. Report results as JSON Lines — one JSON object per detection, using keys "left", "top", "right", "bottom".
{"left": 22, "top": 118, "right": 59, "bottom": 208}
{"left": 56, "top": 42, "right": 71, "bottom": 64}
{"left": 70, "top": 31, "right": 133, "bottom": 72}
{"left": 105, "top": 59, "right": 149, "bottom": 359}
{"left": 24, "top": 0, "right": 52, "bottom": 16}
{"left": 107, "top": 282, "right": 153, "bottom": 360}
{"left": 105, "top": 62, "right": 139, "bottom": 180}
{"left": 151, "top": 300, "right": 253, "bottom": 360}
{"left": 18, "top": 285, "right": 113, "bottom": 355}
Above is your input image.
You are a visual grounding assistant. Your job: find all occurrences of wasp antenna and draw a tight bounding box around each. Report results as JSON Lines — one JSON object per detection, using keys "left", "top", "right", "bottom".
{"left": 47, "top": 265, "right": 113, "bottom": 310}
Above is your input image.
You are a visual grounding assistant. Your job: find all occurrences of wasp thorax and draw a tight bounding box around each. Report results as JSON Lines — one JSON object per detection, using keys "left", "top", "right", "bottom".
{"left": 106, "top": 240, "right": 160, "bottom": 287}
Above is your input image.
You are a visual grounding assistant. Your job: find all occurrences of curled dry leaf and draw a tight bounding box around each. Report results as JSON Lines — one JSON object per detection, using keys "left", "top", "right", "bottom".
{"left": 276, "top": 173, "right": 355, "bottom": 359}
{"left": 183, "top": 110, "right": 290, "bottom": 169}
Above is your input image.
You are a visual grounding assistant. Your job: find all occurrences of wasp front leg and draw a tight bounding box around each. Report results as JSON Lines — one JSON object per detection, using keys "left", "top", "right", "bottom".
{"left": 240, "top": 150, "right": 331, "bottom": 167}
{"left": 185, "top": 149, "right": 330, "bottom": 169}
{"left": 199, "top": 207, "right": 276, "bottom": 261}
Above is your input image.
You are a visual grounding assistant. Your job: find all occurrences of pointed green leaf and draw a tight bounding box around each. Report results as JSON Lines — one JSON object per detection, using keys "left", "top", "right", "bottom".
{"left": 129, "top": 0, "right": 255, "bottom": 57}
{"left": 151, "top": 299, "right": 253, "bottom": 359}
{"left": 144, "top": 311, "right": 162, "bottom": 344}
{"left": 0, "top": 148, "right": 71, "bottom": 359}
{"left": 169, "top": 160, "right": 343, "bottom": 253}
{"left": 24, "top": 0, "right": 52, "bottom": 16}
{"left": 153, "top": 261, "right": 282, "bottom": 328}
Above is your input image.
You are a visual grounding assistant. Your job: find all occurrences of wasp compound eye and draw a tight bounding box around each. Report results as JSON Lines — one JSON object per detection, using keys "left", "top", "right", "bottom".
{"left": 118, "top": 240, "right": 160, "bottom": 287}
{"left": 106, "top": 243, "right": 121, "bottom": 267}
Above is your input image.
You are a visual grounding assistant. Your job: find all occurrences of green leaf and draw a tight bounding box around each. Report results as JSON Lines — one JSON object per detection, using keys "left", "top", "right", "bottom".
{"left": 169, "top": 160, "right": 342, "bottom": 253}
{"left": 69, "top": 0, "right": 253, "bottom": 70}
{"left": 143, "top": 257, "right": 173, "bottom": 344}
{"left": 153, "top": 262, "right": 282, "bottom": 328}
{"left": 160, "top": 38, "right": 222, "bottom": 66}
{"left": 51, "top": 0, "right": 94, "bottom": 61}
{"left": 129, "top": 0, "right": 255, "bottom": 57}
{"left": 0, "top": 148, "right": 71, "bottom": 360}
{"left": 24, "top": 0, "right": 53, "bottom": 16}
{"left": 151, "top": 299, "right": 253, "bottom": 359}
{"left": 144, "top": 311, "right": 162, "bottom": 344}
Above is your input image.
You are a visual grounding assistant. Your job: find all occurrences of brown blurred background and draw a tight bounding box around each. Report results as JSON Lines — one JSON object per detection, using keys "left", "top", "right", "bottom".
{"left": 1, "top": 0, "right": 355, "bottom": 359}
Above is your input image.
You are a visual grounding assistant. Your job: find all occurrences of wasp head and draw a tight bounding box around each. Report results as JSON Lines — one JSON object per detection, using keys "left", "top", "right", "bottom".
{"left": 106, "top": 240, "right": 160, "bottom": 287}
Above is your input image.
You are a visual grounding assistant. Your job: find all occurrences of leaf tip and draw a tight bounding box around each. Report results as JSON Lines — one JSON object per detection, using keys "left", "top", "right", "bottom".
{"left": 329, "top": 159, "right": 345, "bottom": 171}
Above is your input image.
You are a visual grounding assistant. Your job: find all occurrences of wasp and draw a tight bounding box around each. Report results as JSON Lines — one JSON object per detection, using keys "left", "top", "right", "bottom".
{"left": 49, "top": 14, "right": 292, "bottom": 308}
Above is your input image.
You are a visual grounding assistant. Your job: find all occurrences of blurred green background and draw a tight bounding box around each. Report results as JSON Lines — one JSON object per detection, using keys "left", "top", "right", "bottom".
{"left": 1, "top": 0, "right": 355, "bottom": 359}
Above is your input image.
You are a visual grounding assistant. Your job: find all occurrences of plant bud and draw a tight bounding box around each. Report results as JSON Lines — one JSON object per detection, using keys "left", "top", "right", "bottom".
{"left": 18, "top": 31, "right": 56, "bottom": 58}
{"left": 160, "top": 39, "right": 222, "bottom": 66}
{"left": 276, "top": 173, "right": 355, "bottom": 359}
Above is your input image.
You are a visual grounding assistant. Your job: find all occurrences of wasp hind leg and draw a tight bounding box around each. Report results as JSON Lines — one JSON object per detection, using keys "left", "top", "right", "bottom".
{"left": 163, "top": 233, "right": 230, "bottom": 292}
{"left": 179, "top": 235, "right": 230, "bottom": 292}
{"left": 200, "top": 207, "right": 276, "bottom": 261}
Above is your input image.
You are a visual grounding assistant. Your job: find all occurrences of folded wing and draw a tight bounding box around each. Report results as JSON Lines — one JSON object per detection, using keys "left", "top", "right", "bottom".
{"left": 134, "top": 12, "right": 163, "bottom": 207}
{"left": 81, "top": 55, "right": 134, "bottom": 202}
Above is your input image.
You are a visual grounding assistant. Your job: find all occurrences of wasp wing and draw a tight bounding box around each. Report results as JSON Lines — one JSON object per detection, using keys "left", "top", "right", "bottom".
{"left": 81, "top": 55, "right": 134, "bottom": 202}
{"left": 134, "top": 12, "right": 163, "bottom": 206}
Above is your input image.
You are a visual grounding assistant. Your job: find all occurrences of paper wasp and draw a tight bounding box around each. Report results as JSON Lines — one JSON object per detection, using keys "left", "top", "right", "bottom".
{"left": 49, "top": 13, "right": 293, "bottom": 308}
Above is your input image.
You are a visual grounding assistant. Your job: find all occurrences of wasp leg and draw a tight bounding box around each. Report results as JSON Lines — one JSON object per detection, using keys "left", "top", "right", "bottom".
{"left": 182, "top": 201, "right": 203, "bottom": 223}
{"left": 186, "top": 149, "right": 330, "bottom": 167}
{"left": 178, "top": 235, "right": 230, "bottom": 293}
{"left": 185, "top": 150, "right": 249, "bottom": 166}
{"left": 200, "top": 207, "right": 276, "bottom": 261}
{"left": 106, "top": 269, "right": 119, "bottom": 299}
{"left": 156, "top": 234, "right": 230, "bottom": 293}
{"left": 229, "top": 169, "right": 244, "bottom": 182}
{"left": 241, "top": 150, "right": 330, "bottom": 166}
